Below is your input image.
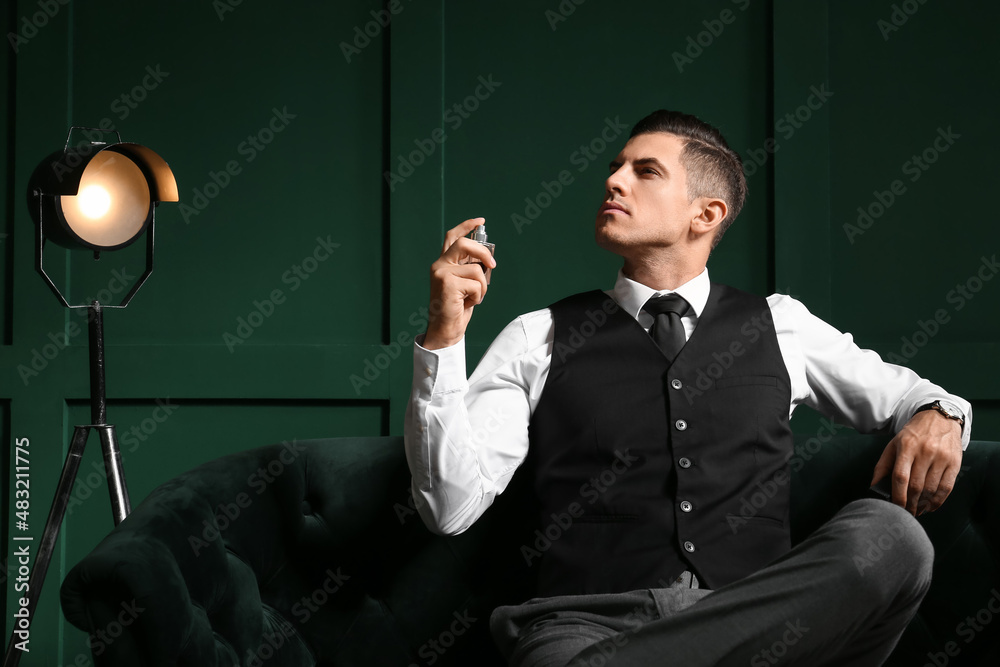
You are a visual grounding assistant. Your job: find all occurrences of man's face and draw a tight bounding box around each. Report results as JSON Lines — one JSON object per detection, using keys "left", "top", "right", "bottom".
{"left": 595, "top": 132, "right": 701, "bottom": 255}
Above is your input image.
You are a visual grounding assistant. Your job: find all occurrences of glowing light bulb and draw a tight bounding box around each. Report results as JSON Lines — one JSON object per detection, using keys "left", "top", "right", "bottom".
{"left": 56, "top": 151, "right": 152, "bottom": 248}
{"left": 77, "top": 185, "right": 112, "bottom": 220}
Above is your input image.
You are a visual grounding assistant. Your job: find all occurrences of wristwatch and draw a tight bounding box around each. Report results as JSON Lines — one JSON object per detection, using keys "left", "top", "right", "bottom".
{"left": 915, "top": 400, "right": 965, "bottom": 432}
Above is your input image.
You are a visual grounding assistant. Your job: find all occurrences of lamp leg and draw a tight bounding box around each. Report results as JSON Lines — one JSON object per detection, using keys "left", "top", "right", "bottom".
{"left": 3, "top": 425, "right": 91, "bottom": 667}
{"left": 97, "top": 425, "right": 131, "bottom": 524}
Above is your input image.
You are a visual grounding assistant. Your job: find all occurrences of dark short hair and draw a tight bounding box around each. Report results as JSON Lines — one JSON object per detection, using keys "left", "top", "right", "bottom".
{"left": 629, "top": 110, "right": 746, "bottom": 249}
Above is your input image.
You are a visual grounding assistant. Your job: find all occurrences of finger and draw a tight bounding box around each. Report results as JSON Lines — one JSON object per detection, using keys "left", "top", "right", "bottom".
{"left": 925, "top": 463, "right": 958, "bottom": 513}
{"left": 447, "top": 264, "right": 489, "bottom": 305}
{"left": 443, "top": 237, "right": 497, "bottom": 269}
{"left": 441, "top": 217, "right": 486, "bottom": 254}
{"left": 870, "top": 445, "right": 896, "bottom": 487}
{"left": 903, "top": 454, "right": 930, "bottom": 516}
{"left": 429, "top": 260, "right": 489, "bottom": 311}
{"left": 917, "top": 462, "right": 947, "bottom": 514}
{"left": 465, "top": 267, "right": 490, "bottom": 305}
{"left": 890, "top": 456, "right": 913, "bottom": 513}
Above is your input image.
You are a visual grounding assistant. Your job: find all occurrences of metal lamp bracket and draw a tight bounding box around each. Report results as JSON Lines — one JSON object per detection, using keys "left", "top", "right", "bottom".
{"left": 34, "top": 190, "right": 157, "bottom": 310}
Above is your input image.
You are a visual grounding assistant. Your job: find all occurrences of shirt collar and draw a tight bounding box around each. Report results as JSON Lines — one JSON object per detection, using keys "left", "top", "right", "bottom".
{"left": 609, "top": 267, "right": 711, "bottom": 321}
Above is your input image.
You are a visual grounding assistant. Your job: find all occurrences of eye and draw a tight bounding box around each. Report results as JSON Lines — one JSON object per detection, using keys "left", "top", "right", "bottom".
{"left": 641, "top": 167, "right": 658, "bottom": 175}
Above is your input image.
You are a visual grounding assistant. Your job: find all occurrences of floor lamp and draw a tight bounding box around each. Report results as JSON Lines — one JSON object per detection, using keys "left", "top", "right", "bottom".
{"left": 3, "top": 128, "right": 177, "bottom": 667}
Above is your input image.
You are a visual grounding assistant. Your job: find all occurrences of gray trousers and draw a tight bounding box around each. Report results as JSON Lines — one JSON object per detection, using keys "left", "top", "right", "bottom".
{"left": 490, "top": 499, "right": 934, "bottom": 667}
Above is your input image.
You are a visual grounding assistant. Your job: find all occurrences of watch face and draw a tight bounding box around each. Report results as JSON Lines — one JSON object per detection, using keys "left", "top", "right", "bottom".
{"left": 937, "top": 400, "right": 963, "bottom": 419}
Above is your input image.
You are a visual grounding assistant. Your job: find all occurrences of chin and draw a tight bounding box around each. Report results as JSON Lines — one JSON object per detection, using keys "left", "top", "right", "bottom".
{"left": 595, "top": 221, "right": 626, "bottom": 255}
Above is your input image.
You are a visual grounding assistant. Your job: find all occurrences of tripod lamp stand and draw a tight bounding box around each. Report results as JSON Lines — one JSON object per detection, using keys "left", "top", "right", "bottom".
{"left": 3, "top": 127, "right": 177, "bottom": 667}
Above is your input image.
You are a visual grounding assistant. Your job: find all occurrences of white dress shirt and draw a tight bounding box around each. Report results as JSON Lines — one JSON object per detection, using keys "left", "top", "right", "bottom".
{"left": 404, "top": 268, "right": 972, "bottom": 536}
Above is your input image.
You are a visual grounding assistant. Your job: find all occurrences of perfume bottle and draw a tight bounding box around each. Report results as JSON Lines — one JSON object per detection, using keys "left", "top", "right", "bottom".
{"left": 461, "top": 224, "right": 495, "bottom": 284}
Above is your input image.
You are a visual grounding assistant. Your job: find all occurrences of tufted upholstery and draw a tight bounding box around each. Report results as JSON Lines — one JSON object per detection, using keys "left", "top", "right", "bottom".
{"left": 61, "top": 434, "right": 999, "bottom": 666}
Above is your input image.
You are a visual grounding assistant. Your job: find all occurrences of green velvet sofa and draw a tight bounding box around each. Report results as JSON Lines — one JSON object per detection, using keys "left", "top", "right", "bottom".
{"left": 60, "top": 433, "right": 1000, "bottom": 666}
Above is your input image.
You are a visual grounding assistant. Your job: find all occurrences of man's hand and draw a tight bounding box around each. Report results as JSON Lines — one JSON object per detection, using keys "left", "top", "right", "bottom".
{"left": 423, "top": 217, "right": 497, "bottom": 350}
{"left": 870, "top": 410, "right": 963, "bottom": 515}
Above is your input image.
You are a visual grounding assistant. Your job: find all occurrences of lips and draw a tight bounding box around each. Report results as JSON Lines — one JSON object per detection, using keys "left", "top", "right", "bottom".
{"left": 600, "top": 201, "right": 628, "bottom": 215}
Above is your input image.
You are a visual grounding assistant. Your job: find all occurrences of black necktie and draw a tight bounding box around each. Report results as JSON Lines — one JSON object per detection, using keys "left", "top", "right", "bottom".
{"left": 643, "top": 294, "right": 690, "bottom": 363}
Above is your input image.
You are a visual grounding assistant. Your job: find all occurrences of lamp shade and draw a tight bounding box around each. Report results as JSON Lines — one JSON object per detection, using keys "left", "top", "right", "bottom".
{"left": 29, "top": 141, "right": 178, "bottom": 251}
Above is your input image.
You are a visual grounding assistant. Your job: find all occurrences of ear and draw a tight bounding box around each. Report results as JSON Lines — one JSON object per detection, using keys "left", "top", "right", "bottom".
{"left": 692, "top": 198, "right": 728, "bottom": 236}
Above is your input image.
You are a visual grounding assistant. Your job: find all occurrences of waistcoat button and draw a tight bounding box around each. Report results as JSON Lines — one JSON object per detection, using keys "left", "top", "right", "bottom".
{"left": 671, "top": 378, "right": 682, "bottom": 390}
{"left": 683, "top": 541, "right": 696, "bottom": 552}
{"left": 678, "top": 457, "right": 692, "bottom": 468}
{"left": 675, "top": 419, "right": 688, "bottom": 431}
{"left": 680, "top": 500, "right": 693, "bottom": 512}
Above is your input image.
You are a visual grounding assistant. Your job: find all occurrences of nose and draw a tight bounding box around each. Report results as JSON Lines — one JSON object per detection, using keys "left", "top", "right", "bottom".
{"left": 605, "top": 165, "right": 628, "bottom": 198}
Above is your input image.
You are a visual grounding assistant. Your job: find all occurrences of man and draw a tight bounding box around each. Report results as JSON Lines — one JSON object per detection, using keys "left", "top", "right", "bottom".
{"left": 403, "top": 110, "right": 971, "bottom": 666}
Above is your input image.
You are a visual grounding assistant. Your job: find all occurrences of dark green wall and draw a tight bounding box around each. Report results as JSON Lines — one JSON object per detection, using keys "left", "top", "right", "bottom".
{"left": 1, "top": 0, "right": 996, "bottom": 663}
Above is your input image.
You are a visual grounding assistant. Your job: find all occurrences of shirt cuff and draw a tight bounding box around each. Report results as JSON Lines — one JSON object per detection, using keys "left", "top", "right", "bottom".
{"left": 413, "top": 333, "right": 469, "bottom": 396}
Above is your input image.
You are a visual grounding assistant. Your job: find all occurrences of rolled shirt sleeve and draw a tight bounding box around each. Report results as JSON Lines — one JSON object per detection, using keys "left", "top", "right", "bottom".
{"left": 769, "top": 294, "right": 972, "bottom": 449}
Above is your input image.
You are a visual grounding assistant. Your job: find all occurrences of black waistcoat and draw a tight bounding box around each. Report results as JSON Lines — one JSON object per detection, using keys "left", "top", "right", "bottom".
{"left": 525, "top": 284, "right": 793, "bottom": 596}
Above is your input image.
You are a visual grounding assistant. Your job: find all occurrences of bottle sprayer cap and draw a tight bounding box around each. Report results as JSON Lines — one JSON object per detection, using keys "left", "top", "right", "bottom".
{"left": 472, "top": 225, "right": 488, "bottom": 243}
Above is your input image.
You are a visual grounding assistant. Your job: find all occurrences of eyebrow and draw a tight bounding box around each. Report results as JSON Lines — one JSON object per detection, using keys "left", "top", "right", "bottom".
{"left": 608, "top": 157, "right": 669, "bottom": 173}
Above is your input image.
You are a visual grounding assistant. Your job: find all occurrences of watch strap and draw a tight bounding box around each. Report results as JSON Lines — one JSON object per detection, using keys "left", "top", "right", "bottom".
{"left": 915, "top": 401, "right": 965, "bottom": 431}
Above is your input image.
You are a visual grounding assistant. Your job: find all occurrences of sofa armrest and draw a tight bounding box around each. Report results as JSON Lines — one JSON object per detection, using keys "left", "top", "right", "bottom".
{"left": 790, "top": 433, "right": 1000, "bottom": 666}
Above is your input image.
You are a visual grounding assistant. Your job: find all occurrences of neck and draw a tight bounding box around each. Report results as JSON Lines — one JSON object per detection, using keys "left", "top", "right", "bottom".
{"left": 621, "top": 253, "right": 706, "bottom": 291}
